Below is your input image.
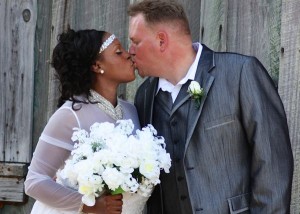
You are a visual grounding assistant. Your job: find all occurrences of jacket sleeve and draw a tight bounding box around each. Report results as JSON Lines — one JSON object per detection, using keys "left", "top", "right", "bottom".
{"left": 239, "top": 57, "right": 293, "bottom": 213}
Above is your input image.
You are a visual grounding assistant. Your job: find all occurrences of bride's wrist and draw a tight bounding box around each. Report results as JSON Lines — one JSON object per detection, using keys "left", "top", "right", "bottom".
{"left": 78, "top": 203, "right": 89, "bottom": 214}
{"left": 78, "top": 203, "right": 85, "bottom": 213}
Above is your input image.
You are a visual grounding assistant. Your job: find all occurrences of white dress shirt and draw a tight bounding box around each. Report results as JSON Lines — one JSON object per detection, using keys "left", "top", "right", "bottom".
{"left": 156, "top": 43, "right": 203, "bottom": 102}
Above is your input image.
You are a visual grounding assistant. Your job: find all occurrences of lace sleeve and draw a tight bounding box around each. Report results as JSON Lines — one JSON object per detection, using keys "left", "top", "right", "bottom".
{"left": 25, "top": 107, "right": 83, "bottom": 212}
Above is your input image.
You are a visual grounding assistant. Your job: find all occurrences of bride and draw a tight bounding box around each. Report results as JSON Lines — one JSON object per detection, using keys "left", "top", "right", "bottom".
{"left": 25, "top": 28, "right": 146, "bottom": 214}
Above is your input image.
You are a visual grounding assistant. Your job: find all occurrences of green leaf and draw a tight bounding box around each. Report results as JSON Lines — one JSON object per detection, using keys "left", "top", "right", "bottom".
{"left": 111, "top": 186, "right": 124, "bottom": 195}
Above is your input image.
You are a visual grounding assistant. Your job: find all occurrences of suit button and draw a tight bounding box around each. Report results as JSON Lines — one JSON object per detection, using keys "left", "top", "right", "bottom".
{"left": 180, "top": 195, "right": 187, "bottom": 200}
{"left": 177, "top": 176, "right": 184, "bottom": 181}
{"left": 186, "top": 166, "right": 194, "bottom": 170}
{"left": 171, "top": 120, "right": 177, "bottom": 126}
{"left": 175, "top": 158, "right": 181, "bottom": 163}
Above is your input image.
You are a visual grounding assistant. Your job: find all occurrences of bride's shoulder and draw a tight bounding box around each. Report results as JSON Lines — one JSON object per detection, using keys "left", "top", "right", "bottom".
{"left": 118, "top": 99, "right": 136, "bottom": 110}
{"left": 47, "top": 102, "right": 81, "bottom": 127}
{"left": 118, "top": 99, "right": 140, "bottom": 128}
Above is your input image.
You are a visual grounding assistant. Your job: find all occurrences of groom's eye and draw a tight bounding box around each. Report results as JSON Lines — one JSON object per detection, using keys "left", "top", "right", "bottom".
{"left": 131, "top": 39, "right": 139, "bottom": 46}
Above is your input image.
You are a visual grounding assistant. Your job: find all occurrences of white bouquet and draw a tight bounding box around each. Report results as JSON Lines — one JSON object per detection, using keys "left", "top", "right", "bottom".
{"left": 57, "top": 119, "right": 171, "bottom": 207}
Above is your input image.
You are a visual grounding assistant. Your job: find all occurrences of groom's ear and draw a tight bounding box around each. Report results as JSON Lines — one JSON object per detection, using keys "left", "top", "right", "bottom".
{"left": 157, "top": 32, "right": 168, "bottom": 52}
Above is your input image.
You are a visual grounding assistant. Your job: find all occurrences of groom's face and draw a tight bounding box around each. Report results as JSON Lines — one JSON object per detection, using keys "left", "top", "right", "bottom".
{"left": 129, "top": 14, "right": 161, "bottom": 78}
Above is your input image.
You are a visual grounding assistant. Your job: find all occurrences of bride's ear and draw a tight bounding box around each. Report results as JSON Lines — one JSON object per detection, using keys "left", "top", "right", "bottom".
{"left": 91, "top": 60, "right": 102, "bottom": 74}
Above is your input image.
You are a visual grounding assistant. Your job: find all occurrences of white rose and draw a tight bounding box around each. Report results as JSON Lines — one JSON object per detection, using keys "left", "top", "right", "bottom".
{"left": 102, "top": 167, "right": 124, "bottom": 191}
{"left": 188, "top": 80, "right": 201, "bottom": 94}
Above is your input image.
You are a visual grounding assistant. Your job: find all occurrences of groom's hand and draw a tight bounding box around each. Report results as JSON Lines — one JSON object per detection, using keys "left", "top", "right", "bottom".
{"left": 82, "top": 194, "right": 123, "bottom": 214}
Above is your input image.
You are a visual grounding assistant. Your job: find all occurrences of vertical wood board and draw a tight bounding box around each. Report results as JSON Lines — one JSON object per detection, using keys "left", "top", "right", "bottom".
{"left": 278, "top": 0, "right": 300, "bottom": 212}
{"left": 226, "top": 0, "right": 281, "bottom": 83}
{"left": 0, "top": 0, "right": 37, "bottom": 162}
{"left": 199, "top": 0, "right": 228, "bottom": 51}
{"left": 32, "top": 0, "right": 53, "bottom": 149}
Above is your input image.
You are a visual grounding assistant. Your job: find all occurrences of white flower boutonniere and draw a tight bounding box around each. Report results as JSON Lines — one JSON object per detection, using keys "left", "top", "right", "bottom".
{"left": 187, "top": 80, "right": 204, "bottom": 109}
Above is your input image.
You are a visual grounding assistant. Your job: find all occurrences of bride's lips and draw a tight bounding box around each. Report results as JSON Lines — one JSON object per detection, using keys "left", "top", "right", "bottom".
{"left": 132, "top": 61, "right": 137, "bottom": 68}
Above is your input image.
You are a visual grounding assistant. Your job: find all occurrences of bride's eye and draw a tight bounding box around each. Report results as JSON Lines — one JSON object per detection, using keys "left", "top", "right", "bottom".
{"left": 116, "top": 49, "right": 122, "bottom": 55}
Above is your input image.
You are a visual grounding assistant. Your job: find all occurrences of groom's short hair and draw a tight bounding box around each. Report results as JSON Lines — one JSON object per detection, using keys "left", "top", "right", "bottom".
{"left": 128, "top": 0, "right": 191, "bottom": 35}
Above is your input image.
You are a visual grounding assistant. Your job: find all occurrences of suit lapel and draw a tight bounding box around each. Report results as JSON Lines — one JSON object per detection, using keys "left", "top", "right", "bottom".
{"left": 144, "top": 77, "right": 158, "bottom": 124}
{"left": 185, "top": 45, "right": 215, "bottom": 153}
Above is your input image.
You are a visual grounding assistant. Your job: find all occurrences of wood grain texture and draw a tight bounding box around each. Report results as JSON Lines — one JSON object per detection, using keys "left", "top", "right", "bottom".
{"left": 200, "top": 0, "right": 281, "bottom": 83}
{"left": 32, "top": 0, "right": 53, "bottom": 149}
{"left": 0, "top": 178, "right": 25, "bottom": 202}
{"left": 0, "top": 163, "right": 27, "bottom": 177}
{"left": 0, "top": 0, "right": 37, "bottom": 162}
{"left": 199, "top": 0, "right": 228, "bottom": 51}
{"left": 230, "top": 0, "right": 281, "bottom": 83}
{"left": 278, "top": 0, "right": 300, "bottom": 212}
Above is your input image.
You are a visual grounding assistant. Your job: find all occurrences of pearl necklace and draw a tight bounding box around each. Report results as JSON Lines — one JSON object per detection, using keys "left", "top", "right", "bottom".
{"left": 89, "top": 89, "right": 123, "bottom": 120}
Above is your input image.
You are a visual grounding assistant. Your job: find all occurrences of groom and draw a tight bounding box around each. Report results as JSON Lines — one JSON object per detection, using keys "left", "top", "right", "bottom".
{"left": 128, "top": 0, "right": 293, "bottom": 213}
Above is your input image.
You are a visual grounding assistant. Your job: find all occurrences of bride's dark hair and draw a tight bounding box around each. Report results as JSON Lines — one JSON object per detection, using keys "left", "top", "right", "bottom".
{"left": 51, "top": 28, "right": 106, "bottom": 109}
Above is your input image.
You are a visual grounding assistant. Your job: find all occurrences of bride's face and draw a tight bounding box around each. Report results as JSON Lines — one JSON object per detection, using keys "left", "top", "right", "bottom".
{"left": 99, "top": 34, "right": 136, "bottom": 84}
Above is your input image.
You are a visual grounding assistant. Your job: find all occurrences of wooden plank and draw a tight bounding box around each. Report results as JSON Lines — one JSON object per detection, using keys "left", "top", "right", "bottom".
{"left": 178, "top": 0, "right": 201, "bottom": 43}
{"left": 0, "top": 163, "right": 27, "bottom": 177}
{"left": 46, "top": 0, "right": 69, "bottom": 119}
{"left": 226, "top": 0, "right": 281, "bottom": 82}
{"left": 0, "top": 177, "right": 25, "bottom": 202}
{"left": 199, "top": 0, "right": 228, "bottom": 52}
{"left": 278, "top": 0, "right": 300, "bottom": 212}
{"left": 0, "top": 0, "right": 37, "bottom": 162}
{"left": 32, "top": 0, "right": 53, "bottom": 149}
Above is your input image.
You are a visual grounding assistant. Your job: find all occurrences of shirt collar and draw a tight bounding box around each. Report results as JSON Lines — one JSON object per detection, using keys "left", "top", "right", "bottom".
{"left": 157, "top": 43, "right": 203, "bottom": 93}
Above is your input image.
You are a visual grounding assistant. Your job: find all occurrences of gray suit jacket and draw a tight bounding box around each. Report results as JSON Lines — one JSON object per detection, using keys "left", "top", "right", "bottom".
{"left": 134, "top": 45, "right": 293, "bottom": 214}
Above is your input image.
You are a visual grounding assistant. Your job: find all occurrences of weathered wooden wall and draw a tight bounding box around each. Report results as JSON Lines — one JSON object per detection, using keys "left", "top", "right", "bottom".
{"left": 0, "top": 0, "right": 299, "bottom": 213}
{"left": 279, "top": 0, "right": 300, "bottom": 212}
{"left": 0, "top": 0, "right": 37, "bottom": 211}
{"left": 0, "top": 0, "right": 36, "bottom": 163}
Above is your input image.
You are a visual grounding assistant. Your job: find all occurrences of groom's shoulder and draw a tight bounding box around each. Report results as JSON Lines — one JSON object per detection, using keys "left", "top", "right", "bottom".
{"left": 202, "top": 44, "right": 257, "bottom": 63}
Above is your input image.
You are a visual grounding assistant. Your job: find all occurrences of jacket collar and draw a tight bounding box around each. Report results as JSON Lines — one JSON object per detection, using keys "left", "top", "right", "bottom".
{"left": 185, "top": 45, "right": 215, "bottom": 153}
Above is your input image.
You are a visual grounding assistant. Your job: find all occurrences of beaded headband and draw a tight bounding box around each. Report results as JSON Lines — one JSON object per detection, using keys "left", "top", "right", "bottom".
{"left": 99, "top": 34, "right": 116, "bottom": 54}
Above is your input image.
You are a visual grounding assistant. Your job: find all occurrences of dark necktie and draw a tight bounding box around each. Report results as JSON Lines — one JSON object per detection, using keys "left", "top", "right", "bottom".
{"left": 156, "top": 89, "right": 173, "bottom": 110}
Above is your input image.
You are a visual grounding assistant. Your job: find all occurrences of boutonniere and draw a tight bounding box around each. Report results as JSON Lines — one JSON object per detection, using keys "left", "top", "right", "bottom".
{"left": 187, "top": 80, "right": 204, "bottom": 109}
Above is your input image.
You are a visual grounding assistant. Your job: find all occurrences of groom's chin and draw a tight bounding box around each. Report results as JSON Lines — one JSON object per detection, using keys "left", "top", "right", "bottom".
{"left": 136, "top": 69, "right": 146, "bottom": 78}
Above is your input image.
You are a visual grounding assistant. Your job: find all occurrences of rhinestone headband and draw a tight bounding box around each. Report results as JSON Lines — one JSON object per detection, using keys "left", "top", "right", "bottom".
{"left": 99, "top": 34, "right": 116, "bottom": 54}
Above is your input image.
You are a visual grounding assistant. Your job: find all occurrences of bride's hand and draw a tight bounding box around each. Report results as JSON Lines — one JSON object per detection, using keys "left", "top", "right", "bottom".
{"left": 82, "top": 194, "right": 123, "bottom": 214}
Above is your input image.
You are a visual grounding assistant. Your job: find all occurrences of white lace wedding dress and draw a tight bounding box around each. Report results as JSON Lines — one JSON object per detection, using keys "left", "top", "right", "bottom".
{"left": 120, "top": 192, "right": 149, "bottom": 214}
{"left": 25, "top": 98, "right": 148, "bottom": 214}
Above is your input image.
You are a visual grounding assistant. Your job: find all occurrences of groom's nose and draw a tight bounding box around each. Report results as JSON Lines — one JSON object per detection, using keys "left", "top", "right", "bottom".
{"left": 128, "top": 45, "right": 135, "bottom": 56}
